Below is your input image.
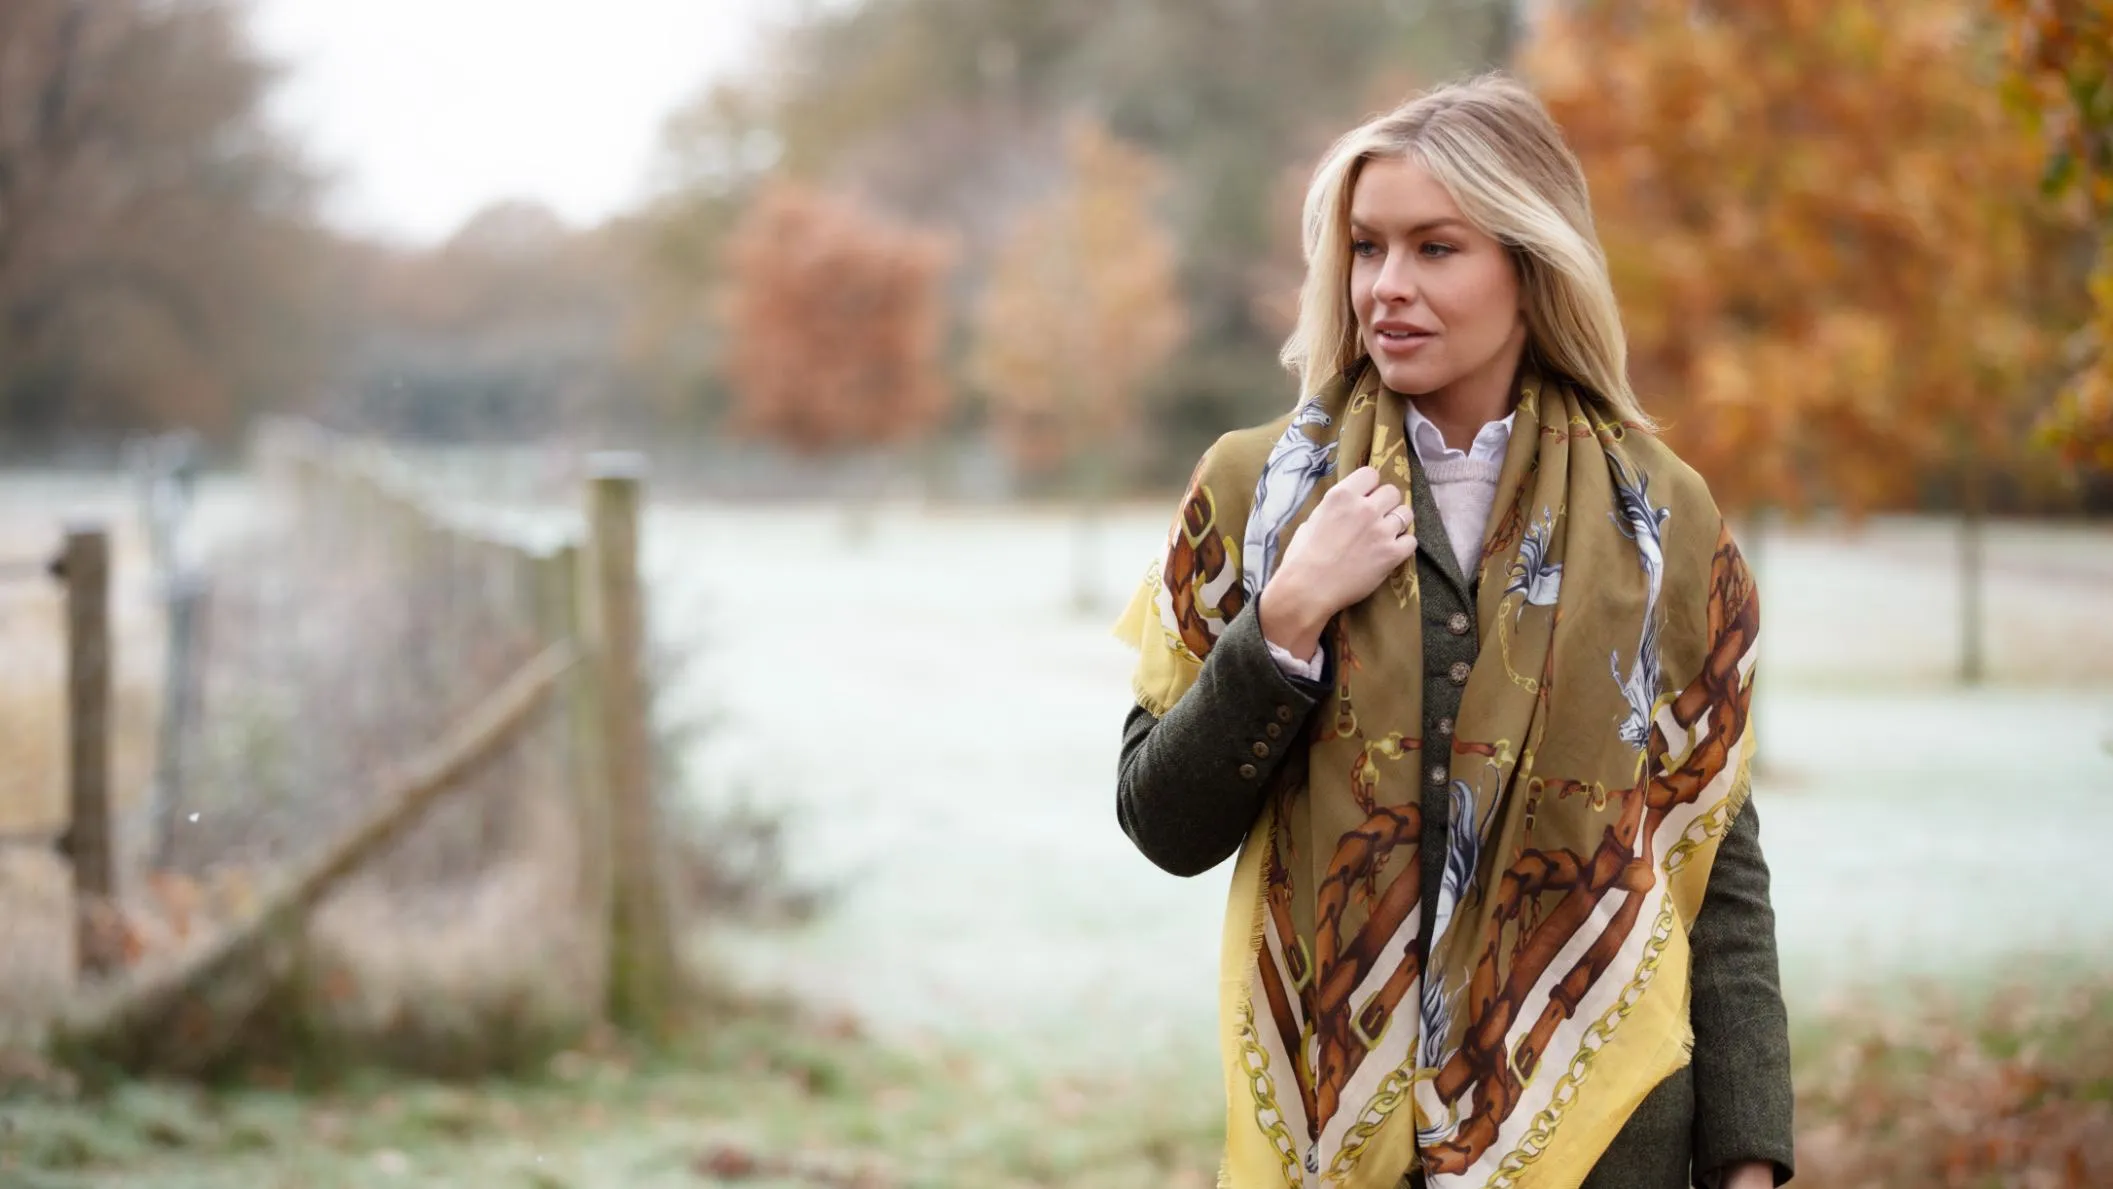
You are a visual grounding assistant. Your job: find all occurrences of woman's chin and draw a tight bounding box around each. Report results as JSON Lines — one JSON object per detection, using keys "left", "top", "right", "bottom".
{"left": 1372, "top": 356, "right": 1447, "bottom": 396}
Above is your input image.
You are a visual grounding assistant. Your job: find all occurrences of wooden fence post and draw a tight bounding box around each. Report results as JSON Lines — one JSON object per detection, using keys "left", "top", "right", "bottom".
{"left": 58, "top": 523, "right": 117, "bottom": 977}
{"left": 532, "top": 541, "right": 611, "bottom": 1005}
{"left": 586, "top": 455, "right": 677, "bottom": 1034}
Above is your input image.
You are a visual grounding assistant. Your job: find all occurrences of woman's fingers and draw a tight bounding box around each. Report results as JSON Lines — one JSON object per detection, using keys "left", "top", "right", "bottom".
{"left": 1337, "top": 465, "right": 1383, "bottom": 497}
{"left": 1273, "top": 464, "right": 1421, "bottom": 615}
{"left": 1392, "top": 520, "right": 1420, "bottom": 559}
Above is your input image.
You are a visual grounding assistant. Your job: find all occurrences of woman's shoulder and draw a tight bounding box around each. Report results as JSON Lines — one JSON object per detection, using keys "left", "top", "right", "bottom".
{"left": 1612, "top": 423, "right": 1724, "bottom": 521}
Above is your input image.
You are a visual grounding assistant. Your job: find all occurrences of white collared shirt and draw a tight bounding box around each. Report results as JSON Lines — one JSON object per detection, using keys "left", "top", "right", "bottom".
{"left": 1406, "top": 401, "right": 1515, "bottom": 465}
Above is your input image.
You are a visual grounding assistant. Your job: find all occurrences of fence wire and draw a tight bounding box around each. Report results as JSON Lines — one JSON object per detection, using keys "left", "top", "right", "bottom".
{"left": 1, "top": 426, "right": 608, "bottom": 1062}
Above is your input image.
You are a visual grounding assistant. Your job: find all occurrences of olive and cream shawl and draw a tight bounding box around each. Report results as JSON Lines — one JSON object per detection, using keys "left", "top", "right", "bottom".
{"left": 1114, "top": 363, "right": 1760, "bottom": 1189}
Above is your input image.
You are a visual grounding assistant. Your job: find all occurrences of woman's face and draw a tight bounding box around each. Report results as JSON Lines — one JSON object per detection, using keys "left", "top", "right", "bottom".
{"left": 1348, "top": 155, "right": 1527, "bottom": 401}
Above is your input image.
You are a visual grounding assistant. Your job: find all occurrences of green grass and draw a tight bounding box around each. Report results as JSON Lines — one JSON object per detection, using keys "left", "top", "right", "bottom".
{"left": 0, "top": 1002, "right": 1225, "bottom": 1189}
{"left": 11, "top": 970, "right": 2113, "bottom": 1188}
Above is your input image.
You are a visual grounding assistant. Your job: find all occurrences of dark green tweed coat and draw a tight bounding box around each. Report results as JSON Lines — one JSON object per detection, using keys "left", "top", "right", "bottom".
{"left": 1115, "top": 452, "right": 1794, "bottom": 1189}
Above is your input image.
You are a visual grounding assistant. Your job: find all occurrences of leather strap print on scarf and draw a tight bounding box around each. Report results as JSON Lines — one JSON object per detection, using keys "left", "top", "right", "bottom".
{"left": 1114, "top": 362, "right": 1760, "bottom": 1189}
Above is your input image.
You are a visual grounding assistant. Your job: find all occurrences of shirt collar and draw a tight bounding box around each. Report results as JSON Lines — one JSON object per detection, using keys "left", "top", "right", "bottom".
{"left": 1406, "top": 401, "right": 1515, "bottom": 465}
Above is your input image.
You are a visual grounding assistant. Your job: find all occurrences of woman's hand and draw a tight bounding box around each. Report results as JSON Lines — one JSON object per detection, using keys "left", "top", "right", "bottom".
{"left": 1257, "top": 465, "right": 1418, "bottom": 662}
{"left": 1715, "top": 1162, "right": 1777, "bottom": 1189}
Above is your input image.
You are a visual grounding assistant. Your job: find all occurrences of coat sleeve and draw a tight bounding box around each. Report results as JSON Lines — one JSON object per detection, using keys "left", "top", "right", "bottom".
{"left": 1687, "top": 796, "right": 1796, "bottom": 1186}
{"left": 1116, "top": 600, "right": 1331, "bottom": 877}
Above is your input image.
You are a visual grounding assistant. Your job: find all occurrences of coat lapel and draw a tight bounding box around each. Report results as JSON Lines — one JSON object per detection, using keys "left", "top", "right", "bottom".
{"left": 1404, "top": 447, "right": 1473, "bottom": 603}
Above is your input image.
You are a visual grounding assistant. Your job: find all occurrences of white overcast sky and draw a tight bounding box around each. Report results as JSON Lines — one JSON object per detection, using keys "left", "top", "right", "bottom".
{"left": 244, "top": 0, "right": 781, "bottom": 245}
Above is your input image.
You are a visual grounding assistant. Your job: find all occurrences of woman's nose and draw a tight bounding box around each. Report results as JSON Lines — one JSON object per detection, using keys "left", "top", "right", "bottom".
{"left": 1371, "top": 255, "right": 1417, "bottom": 305}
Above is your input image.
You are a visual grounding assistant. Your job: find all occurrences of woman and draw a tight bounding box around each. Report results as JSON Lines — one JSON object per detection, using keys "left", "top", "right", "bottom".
{"left": 1112, "top": 76, "right": 1793, "bottom": 1189}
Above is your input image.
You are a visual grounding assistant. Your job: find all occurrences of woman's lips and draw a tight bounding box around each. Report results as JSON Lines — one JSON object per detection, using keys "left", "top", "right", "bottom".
{"left": 1374, "top": 327, "right": 1435, "bottom": 352}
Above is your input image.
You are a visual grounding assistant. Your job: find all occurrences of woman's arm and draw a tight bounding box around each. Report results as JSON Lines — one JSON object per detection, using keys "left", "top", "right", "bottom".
{"left": 1118, "top": 464, "right": 1415, "bottom": 876}
{"left": 1688, "top": 797, "right": 1796, "bottom": 1188}
{"left": 1116, "top": 601, "right": 1330, "bottom": 876}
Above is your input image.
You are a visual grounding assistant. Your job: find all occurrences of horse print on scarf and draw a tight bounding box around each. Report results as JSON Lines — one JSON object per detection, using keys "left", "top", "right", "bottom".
{"left": 1113, "top": 362, "right": 1761, "bottom": 1189}
{"left": 1243, "top": 399, "right": 1339, "bottom": 603}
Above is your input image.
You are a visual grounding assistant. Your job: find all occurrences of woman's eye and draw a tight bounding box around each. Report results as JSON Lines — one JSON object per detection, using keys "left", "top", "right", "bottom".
{"left": 1420, "top": 241, "right": 1457, "bottom": 258}
{"left": 1351, "top": 239, "right": 1380, "bottom": 258}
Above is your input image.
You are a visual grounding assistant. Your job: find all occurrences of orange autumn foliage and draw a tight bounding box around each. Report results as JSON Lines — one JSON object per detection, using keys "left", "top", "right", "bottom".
{"left": 1523, "top": 0, "right": 2054, "bottom": 515}
{"left": 1999, "top": 0, "right": 2113, "bottom": 470}
{"left": 971, "top": 117, "right": 1187, "bottom": 479}
{"left": 1792, "top": 977, "right": 2113, "bottom": 1188}
{"left": 721, "top": 181, "right": 954, "bottom": 455}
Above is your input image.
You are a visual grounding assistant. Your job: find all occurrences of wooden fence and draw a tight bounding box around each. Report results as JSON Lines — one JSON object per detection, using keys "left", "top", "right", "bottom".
{"left": 34, "top": 419, "right": 680, "bottom": 1073}
{"left": 0, "top": 524, "right": 119, "bottom": 986}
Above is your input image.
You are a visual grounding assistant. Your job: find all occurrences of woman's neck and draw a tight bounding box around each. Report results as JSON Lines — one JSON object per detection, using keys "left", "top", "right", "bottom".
{"left": 1408, "top": 338, "right": 1526, "bottom": 452}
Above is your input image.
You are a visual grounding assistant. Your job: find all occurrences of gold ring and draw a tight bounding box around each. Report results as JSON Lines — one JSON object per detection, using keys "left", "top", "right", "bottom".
{"left": 1389, "top": 507, "right": 1411, "bottom": 535}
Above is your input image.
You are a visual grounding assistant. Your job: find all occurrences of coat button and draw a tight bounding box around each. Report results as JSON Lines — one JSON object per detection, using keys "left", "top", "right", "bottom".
{"left": 1265, "top": 722, "right": 1282, "bottom": 740}
{"left": 1252, "top": 741, "right": 1271, "bottom": 759}
{"left": 1427, "top": 764, "right": 1448, "bottom": 787}
{"left": 1448, "top": 661, "right": 1472, "bottom": 686}
{"left": 1239, "top": 762, "right": 1258, "bottom": 780}
{"left": 1447, "top": 612, "right": 1471, "bottom": 636}
{"left": 1275, "top": 705, "right": 1294, "bottom": 723}
{"left": 1437, "top": 716, "right": 1454, "bottom": 738}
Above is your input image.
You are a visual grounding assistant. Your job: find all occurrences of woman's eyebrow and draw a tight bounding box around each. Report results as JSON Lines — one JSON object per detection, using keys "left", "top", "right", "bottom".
{"left": 1348, "top": 216, "right": 1470, "bottom": 236}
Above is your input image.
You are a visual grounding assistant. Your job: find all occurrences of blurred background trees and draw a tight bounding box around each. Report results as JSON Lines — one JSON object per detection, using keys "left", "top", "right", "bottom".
{"left": 722, "top": 180, "right": 953, "bottom": 461}
{"left": 631, "top": 0, "right": 1535, "bottom": 482}
{"left": 970, "top": 117, "right": 1184, "bottom": 489}
{"left": 0, "top": 0, "right": 332, "bottom": 455}
{"left": 1524, "top": 0, "right": 2092, "bottom": 681}
{"left": 4, "top": 0, "right": 2109, "bottom": 513}
{"left": 328, "top": 202, "right": 637, "bottom": 442}
{"left": 1527, "top": 0, "right": 2065, "bottom": 519}
{"left": 2000, "top": 0, "right": 2113, "bottom": 470}
{"left": 969, "top": 114, "right": 1186, "bottom": 604}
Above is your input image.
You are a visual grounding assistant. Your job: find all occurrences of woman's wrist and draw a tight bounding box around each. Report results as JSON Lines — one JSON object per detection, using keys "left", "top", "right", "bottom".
{"left": 1714, "top": 1161, "right": 1777, "bottom": 1189}
{"left": 1259, "top": 572, "right": 1328, "bottom": 662}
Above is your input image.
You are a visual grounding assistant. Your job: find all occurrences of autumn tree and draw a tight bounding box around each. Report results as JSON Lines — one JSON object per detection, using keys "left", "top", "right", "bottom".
{"left": 721, "top": 179, "right": 954, "bottom": 470}
{"left": 613, "top": 83, "right": 780, "bottom": 433}
{"left": 654, "top": 0, "right": 1518, "bottom": 478}
{"left": 0, "top": 0, "right": 330, "bottom": 448}
{"left": 970, "top": 116, "right": 1186, "bottom": 607}
{"left": 1999, "top": 0, "right": 2113, "bottom": 470}
{"left": 1523, "top": 0, "right": 2063, "bottom": 681}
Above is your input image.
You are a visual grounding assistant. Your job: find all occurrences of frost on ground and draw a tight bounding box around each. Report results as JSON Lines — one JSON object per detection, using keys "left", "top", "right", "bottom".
{"left": 654, "top": 502, "right": 2113, "bottom": 1070}
{"left": 3, "top": 474, "right": 2110, "bottom": 1073}
{"left": 2, "top": 476, "right": 2111, "bottom": 1187}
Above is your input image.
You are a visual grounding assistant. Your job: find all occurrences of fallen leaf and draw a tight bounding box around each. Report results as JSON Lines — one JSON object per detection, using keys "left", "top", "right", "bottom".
{"left": 696, "top": 1142, "right": 761, "bottom": 1180}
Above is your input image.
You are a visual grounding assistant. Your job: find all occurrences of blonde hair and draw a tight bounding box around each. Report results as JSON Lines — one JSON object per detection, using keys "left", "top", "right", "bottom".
{"left": 1281, "top": 74, "right": 1651, "bottom": 426}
